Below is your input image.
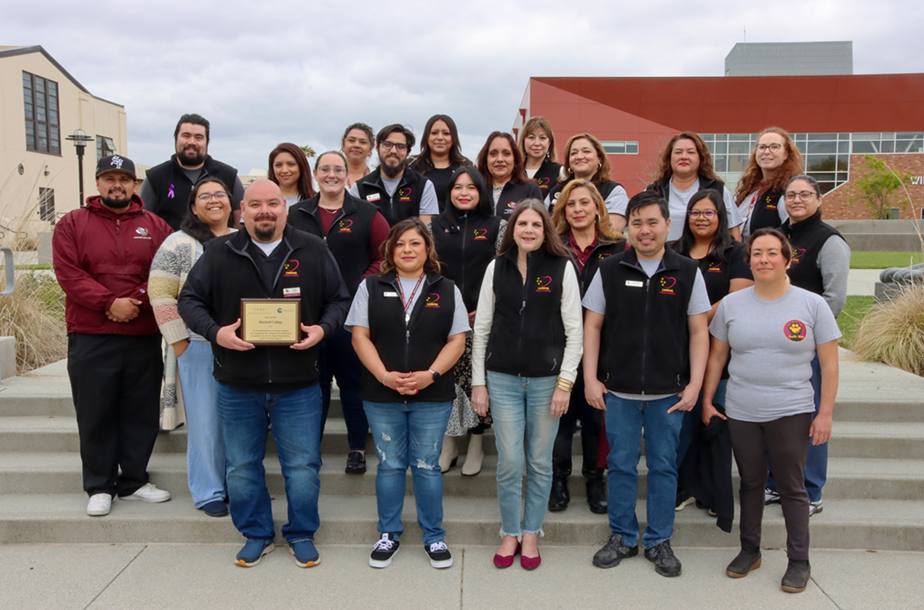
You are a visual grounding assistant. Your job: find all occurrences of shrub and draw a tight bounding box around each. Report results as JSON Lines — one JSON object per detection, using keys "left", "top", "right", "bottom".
{"left": 0, "top": 271, "right": 67, "bottom": 374}
{"left": 850, "top": 286, "right": 924, "bottom": 376}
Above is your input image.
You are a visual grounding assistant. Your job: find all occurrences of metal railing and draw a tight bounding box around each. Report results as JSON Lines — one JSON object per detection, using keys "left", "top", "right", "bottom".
{"left": 1, "top": 246, "right": 13, "bottom": 296}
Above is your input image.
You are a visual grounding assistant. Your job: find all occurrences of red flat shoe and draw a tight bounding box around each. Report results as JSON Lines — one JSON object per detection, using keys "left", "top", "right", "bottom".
{"left": 521, "top": 549, "right": 541, "bottom": 570}
{"left": 493, "top": 542, "right": 522, "bottom": 568}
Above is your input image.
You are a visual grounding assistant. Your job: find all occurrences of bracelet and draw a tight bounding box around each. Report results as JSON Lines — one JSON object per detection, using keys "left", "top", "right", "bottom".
{"left": 556, "top": 378, "right": 574, "bottom": 392}
{"left": 381, "top": 372, "right": 389, "bottom": 386}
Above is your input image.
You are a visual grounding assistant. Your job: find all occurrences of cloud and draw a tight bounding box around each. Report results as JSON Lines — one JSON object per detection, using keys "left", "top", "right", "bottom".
{"left": 2, "top": 0, "right": 921, "bottom": 172}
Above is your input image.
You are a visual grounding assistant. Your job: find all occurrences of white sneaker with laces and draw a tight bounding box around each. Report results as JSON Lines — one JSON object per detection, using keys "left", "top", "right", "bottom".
{"left": 425, "top": 541, "right": 453, "bottom": 569}
{"left": 121, "top": 483, "right": 171, "bottom": 503}
{"left": 87, "top": 493, "right": 112, "bottom": 516}
{"left": 809, "top": 499, "right": 824, "bottom": 517}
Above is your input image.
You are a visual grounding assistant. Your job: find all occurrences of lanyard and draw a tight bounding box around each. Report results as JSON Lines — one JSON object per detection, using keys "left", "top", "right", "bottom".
{"left": 397, "top": 274, "right": 425, "bottom": 324}
{"left": 745, "top": 183, "right": 764, "bottom": 221}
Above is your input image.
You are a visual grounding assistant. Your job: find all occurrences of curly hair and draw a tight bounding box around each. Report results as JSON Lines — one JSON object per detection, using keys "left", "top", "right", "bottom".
{"left": 551, "top": 179, "right": 616, "bottom": 239}
{"left": 379, "top": 218, "right": 442, "bottom": 276}
{"left": 734, "top": 127, "right": 804, "bottom": 204}
{"left": 652, "top": 132, "right": 717, "bottom": 184}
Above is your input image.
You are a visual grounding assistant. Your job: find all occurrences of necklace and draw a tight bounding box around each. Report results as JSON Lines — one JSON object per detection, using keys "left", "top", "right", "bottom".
{"left": 397, "top": 274, "right": 425, "bottom": 324}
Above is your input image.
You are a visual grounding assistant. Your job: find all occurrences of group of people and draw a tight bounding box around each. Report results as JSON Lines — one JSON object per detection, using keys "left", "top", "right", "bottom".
{"left": 51, "top": 111, "right": 848, "bottom": 593}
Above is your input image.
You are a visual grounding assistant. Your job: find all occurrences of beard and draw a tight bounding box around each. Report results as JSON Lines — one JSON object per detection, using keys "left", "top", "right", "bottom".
{"left": 178, "top": 146, "right": 206, "bottom": 167}
{"left": 381, "top": 156, "right": 405, "bottom": 178}
{"left": 101, "top": 195, "right": 131, "bottom": 209}
{"left": 252, "top": 216, "right": 277, "bottom": 242}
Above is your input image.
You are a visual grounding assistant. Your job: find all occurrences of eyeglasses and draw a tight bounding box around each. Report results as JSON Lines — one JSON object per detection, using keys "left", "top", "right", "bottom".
{"left": 317, "top": 166, "right": 347, "bottom": 176}
{"left": 784, "top": 190, "right": 817, "bottom": 202}
{"left": 688, "top": 209, "right": 717, "bottom": 219}
{"left": 756, "top": 143, "right": 783, "bottom": 153}
{"left": 197, "top": 192, "right": 229, "bottom": 202}
{"left": 380, "top": 140, "right": 408, "bottom": 152}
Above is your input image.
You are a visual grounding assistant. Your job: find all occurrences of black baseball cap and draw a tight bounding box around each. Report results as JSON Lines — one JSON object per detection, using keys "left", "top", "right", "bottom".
{"left": 96, "top": 155, "right": 136, "bottom": 179}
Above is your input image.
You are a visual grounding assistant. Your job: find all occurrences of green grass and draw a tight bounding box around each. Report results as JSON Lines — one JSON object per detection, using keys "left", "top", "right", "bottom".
{"left": 12, "top": 264, "right": 52, "bottom": 270}
{"left": 850, "top": 251, "right": 923, "bottom": 269}
{"left": 838, "top": 295, "right": 876, "bottom": 348}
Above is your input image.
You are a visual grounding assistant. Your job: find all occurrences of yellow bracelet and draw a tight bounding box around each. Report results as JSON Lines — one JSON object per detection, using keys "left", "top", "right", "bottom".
{"left": 556, "top": 378, "right": 574, "bottom": 392}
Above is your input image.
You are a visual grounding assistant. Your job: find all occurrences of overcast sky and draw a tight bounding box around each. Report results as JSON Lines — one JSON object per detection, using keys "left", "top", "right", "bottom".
{"left": 4, "top": 0, "right": 922, "bottom": 173}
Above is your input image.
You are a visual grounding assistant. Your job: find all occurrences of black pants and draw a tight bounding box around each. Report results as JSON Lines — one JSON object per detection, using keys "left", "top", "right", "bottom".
{"left": 67, "top": 333, "right": 163, "bottom": 497}
{"left": 552, "top": 374, "right": 604, "bottom": 481}
{"left": 728, "top": 413, "right": 812, "bottom": 560}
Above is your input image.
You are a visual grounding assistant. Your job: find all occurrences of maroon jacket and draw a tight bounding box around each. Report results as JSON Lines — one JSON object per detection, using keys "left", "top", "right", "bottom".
{"left": 53, "top": 195, "right": 173, "bottom": 335}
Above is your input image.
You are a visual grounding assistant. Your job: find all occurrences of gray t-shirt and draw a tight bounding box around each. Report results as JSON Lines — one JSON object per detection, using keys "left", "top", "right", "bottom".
{"left": 346, "top": 276, "right": 471, "bottom": 338}
{"left": 348, "top": 175, "right": 439, "bottom": 216}
{"left": 666, "top": 180, "right": 744, "bottom": 241}
{"left": 709, "top": 285, "right": 841, "bottom": 423}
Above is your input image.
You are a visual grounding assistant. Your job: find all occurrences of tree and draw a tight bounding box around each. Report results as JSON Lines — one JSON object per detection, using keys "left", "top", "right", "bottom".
{"left": 849, "top": 155, "right": 913, "bottom": 219}
{"left": 299, "top": 145, "right": 316, "bottom": 159}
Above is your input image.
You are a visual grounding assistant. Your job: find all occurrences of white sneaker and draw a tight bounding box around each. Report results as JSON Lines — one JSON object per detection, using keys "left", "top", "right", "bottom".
{"left": 121, "top": 483, "right": 171, "bottom": 503}
{"left": 87, "top": 493, "right": 112, "bottom": 516}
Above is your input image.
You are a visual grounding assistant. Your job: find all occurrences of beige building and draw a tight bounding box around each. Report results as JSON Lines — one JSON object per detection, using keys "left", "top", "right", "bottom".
{"left": 0, "top": 45, "right": 127, "bottom": 244}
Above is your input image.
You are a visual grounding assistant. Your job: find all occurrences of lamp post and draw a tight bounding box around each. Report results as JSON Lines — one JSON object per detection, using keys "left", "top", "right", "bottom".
{"left": 65, "top": 129, "right": 94, "bottom": 208}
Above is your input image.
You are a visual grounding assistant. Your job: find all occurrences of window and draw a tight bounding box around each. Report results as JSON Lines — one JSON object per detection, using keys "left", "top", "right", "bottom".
{"left": 23, "top": 72, "right": 60, "bottom": 155}
{"left": 39, "top": 188, "right": 55, "bottom": 223}
{"left": 97, "top": 136, "right": 116, "bottom": 160}
{"left": 600, "top": 141, "right": 639, "bottom": 155}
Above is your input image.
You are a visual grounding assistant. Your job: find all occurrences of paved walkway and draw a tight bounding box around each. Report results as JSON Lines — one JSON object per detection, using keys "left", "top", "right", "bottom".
{"left": 1, "top": 544, "right": 922, "bottom": 610}
{"left": 846, "top": 268, "right": 884, "bottom": 297}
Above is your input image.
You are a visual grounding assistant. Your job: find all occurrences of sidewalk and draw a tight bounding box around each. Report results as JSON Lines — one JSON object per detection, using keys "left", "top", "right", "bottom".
{"left": 846, "top": 268, "right": 884, "bottom": 297}
{"left": 1, "top": 543, "right": 921, "bottom": 610}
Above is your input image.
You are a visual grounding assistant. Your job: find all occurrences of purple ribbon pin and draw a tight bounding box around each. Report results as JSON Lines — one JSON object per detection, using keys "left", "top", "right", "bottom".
{"left": 168, "top": 184, "right": 175, "bottom": 199}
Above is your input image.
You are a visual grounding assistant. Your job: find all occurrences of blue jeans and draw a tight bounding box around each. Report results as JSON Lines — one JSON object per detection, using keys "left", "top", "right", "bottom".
{"left": 216, "top": 384, "right": 322, "bottom": 544}
{"left": 487, "top": 372, "right": 559, "bottom": 537}
{"left": 319, "top": 327, "right": 368, "bottom": 451}
{"left": 363, "top": 400, "right": 453, "bottom": 545}
{"left": 604, "top": 393, "right": 684, "bottom": 549}
{"left": 176, "top": 341, "right": 227, "bottom": 508}
{"left": 676, "top": 379, "right": 727, "bottom": 470}
{"left": 768, "top": 355, "right": 826, "bottom": 502}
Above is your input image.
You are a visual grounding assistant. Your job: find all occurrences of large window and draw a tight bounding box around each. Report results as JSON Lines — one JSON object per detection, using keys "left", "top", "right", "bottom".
{"left": 601, "top": 141, "right": 639, "bottom": 155}
{"left": 23, "top": 72, "right": 61, "bottom": 155}
{"left": 97, "top": 136, "right": 116, "bottom": 160}
{"left": 39, "top": 188, "right": 55, "bottom": 223}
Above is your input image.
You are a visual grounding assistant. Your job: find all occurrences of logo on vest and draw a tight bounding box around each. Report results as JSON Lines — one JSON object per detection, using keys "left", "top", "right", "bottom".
{"left": 598, "top": 252, "right": 612, "bottom": 260}
{"left": 473, "top": 228, "right": 487, "bottom": 240}
{"left": 535, "top": 276, "right": 552, "bottom": 293}
{"left": 784, "top": 319, "right": 807, "bottom": 342}
{"left": 659, "top": 276, "right": 677, "bottom": 295}
{"left": 765, "top": 195, "right": 777, "bottom": 210}
{"left": 707, "top": 261, "right": 722, "bottom": 273}
{"left": 537, "top": 177, "right": 550, "bottom": 190}
{"left": 791, "top": 248, "right": 806, "bottom": 264}
{"left": 135, "top": 227, "right": 148, "bottom": 236}
{"left": 398, "top": 187, "right": 412, "bottom": 202}
{"left": 425, "top": 293, "right": 440, "bottom": 308}
{"left": 284, "top": 259, "right": 300, "bottom": 277}
{"left": 338, "top": 219, "right": 353, "bottom": 233}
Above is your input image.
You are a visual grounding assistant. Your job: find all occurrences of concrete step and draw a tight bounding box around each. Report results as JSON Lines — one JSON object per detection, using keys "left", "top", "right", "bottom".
{"left": 3, "top": 416, "right": 921, "bottom": 461}
{"left": 0, "top": 493, "right": 920, "bottom": 551}
{"left": 2, "top": 452, "right": 922, "bottom": 502}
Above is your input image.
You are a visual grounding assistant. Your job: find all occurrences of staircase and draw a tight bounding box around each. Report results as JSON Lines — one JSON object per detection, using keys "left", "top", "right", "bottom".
{"left": 1, "top": 350, "right": 922, "bottom": 550}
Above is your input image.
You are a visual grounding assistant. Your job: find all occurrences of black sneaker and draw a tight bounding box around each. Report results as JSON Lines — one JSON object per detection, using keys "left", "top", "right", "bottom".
{"left": 425, "top": 541, "right": 453, "bottom": 569}
{"left": 346, "top": 451, "right": 366, "bottom": 475}
{"left": 592, "top": 534, "right": 638, "bottom": 568}
{"left": 369, "top": 533, "right": 399, "bottom": 568}
{"left": 644, "top": 540, "right": 682, "bottom": 577}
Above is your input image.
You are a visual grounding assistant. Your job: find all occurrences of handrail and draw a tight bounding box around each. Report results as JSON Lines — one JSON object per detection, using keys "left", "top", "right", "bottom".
{"left": 0, "top": 247, "right": 13, "bottom": 296}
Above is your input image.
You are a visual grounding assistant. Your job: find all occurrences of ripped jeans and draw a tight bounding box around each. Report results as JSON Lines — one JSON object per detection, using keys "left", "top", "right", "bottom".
{"left": 363, "top": 400, "right": 453, "bottom": 544}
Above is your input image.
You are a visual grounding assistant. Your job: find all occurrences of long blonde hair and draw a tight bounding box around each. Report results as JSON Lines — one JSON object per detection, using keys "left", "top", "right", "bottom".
{"left": 551, "top": 180, "right": 616, "bottom": 239}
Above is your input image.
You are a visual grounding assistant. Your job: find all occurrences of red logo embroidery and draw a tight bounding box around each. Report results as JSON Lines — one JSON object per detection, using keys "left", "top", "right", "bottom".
{"left": 536, "top": 276, "right": 552, "bottom": 293}
{"left": 425, "top": 293, "right": 440, "bottom": 308}
{"left": 660, "top": 276, "right": 676, "bottom": 295}
{"left": 538, "top": 177, "right": 550, "bottom": 189}
{"left": 784, "top": 320, "right": 807, "bottom": 342}
{"left": 791, "top": 248, "right": 806, "bottom": 264}
{"left": 707, "top": 261, "right": 722, "bottom": 273}
{"left": 398, "top": 187, "right": 412, "bottom": 201}
{"left": 284, "top": 259, "right": 299, "bottom": 277}
{"left": 473, "top": 228, "right": 487, "bottom": 241}
{"left": 338, "top": 219, "right": 353, "bottom": 233}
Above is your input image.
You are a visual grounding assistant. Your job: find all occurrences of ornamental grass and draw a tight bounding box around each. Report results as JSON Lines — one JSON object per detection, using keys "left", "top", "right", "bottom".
{"left": 0, "top": 271, "right": 67, "bottom": 374}
{"left": 850, "top": 285, "right": 924, "bottom": 377}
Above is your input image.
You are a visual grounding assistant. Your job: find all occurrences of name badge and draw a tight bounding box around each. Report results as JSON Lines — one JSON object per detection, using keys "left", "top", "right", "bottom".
{"left": 366, "top": 193, "right": 381, "bottom": 202}
{"left": 625, "top": 280, "right": 643, "bottom": 288}
{"left": 283, "top": 287, "right": 301, "bottom": 297}
{"left": 383, "top": 291, "right": 399, "bottom": 297}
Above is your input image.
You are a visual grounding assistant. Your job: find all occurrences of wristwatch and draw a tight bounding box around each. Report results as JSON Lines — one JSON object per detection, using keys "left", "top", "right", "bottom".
{"left": 429, "top": 369, "right": 441, "bottom": 382}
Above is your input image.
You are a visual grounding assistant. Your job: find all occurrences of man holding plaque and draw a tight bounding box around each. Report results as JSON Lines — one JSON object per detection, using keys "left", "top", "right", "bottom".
{"left": 178, "top": 179, "right": 350, "bottom": 568}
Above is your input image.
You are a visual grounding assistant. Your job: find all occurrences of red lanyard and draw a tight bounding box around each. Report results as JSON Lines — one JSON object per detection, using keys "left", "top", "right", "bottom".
{"left": 397, "top": 274, "right": 425, "bottom": 323}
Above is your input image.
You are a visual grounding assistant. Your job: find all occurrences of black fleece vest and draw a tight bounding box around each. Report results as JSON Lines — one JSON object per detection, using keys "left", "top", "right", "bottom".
{"left": 748, "top": 186, "right": 785, "bottom": 233}
{"left": 532, "top": 158, "right": 562, "bottom": 194}
{"left": 354, "top": 167, "right": 426, "bottom": 226}
{"left": 571, "top": 237, "right": 627, "bottom": 296}
{"left": 547, "top": 177, "right": 621, "bottom": 212}
{"left": 204, "top": 227, "right": 329, "bottom": 390}
{"left": 144, "top": 155, "right": 238, "bottom": 230}
{"left": 431, "top": 208, "right": 503, "bottom": 311}
{"left": 288, "top": 193, "right": 378, "bottom": 297}
{"left": 599, "top": 247, "right": 699, "bottom": 394}
{"left": 359, "top": 273, "right": 457, "bottom": 403}
{"left": 486, "top": 249, "right": 569, "bottom": 378}
{"left": 782, "top": 211, "right": 845, "bottom": 297}
{"left": 494, "top": 181, "right": 544, "bottom": 219}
